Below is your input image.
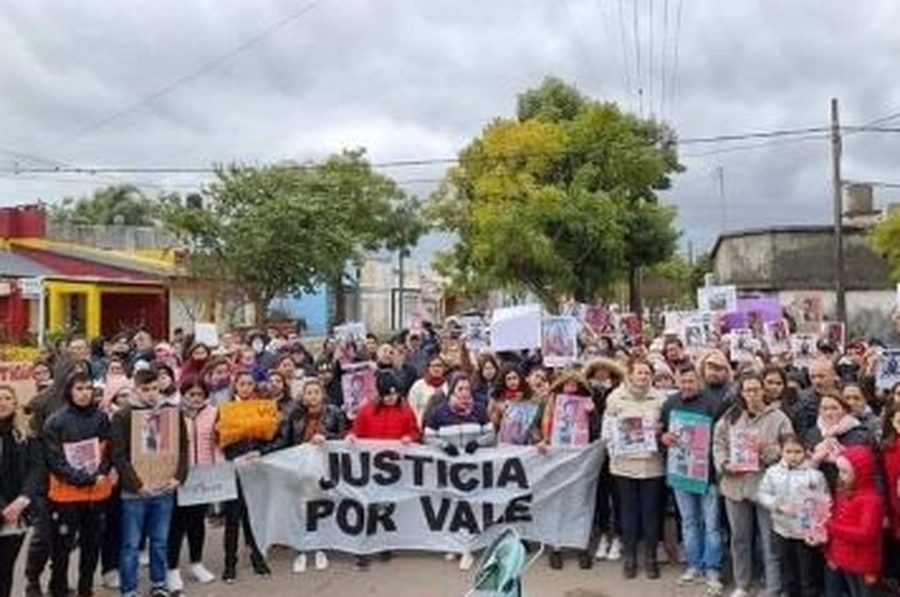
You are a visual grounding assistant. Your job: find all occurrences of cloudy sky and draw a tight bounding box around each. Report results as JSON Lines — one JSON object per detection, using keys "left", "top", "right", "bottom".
{"left": 2, "top": 0, "right": 900, "bottom": 263}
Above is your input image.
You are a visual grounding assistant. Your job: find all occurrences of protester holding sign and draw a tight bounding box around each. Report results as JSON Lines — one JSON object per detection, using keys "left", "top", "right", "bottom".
{"left": 659, "top": 364, "right": 727, "bottom": 593}
{"left": 43, "top": 371, "right": 114, "bottom": 597}
{"left": 0, "top": 385, "right": 40, "bottom": 597}
{"left": 408, "top": 355, "right": 448, "bottom": 426}
{"left": 714, "top": 373, "right": 793, "bottom": 597}
{"left": 423, "top": 372, "right": 496, "bottom": 571}
{"left": 167, "top": 376, "right": 220, "bottom": 591}
{"left": 601, "top": 357, "right": 667, "bottom": 580}
{"left": 110, "top": 368, "right": 189, "bottom": 597}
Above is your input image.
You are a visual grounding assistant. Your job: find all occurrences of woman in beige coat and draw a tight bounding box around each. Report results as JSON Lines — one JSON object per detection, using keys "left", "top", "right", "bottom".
{"left": 713, "top": 373, "right": 793, "bottom": 597}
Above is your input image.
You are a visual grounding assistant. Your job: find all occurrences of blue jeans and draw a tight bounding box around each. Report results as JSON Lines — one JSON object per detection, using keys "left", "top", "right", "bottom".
{"left": 673, "top": 486, "right": 723, "bottom": 574}
{"left": 120, "top": 494, "right": 174, "bottom": 595}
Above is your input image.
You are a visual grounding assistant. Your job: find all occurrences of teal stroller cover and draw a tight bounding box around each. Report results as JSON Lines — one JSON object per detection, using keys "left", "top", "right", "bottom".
{"left": 466, "top": 528, "right": 530, "bottom": 597}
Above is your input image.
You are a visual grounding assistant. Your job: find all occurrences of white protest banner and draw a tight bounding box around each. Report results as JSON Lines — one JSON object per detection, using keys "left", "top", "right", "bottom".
{"left": 239, "top": 441, "right": 603, "bottom": 554}
{"left": 177, "top": 462, "right": 238, "bottom": 507}
{"left": 490, "top": 305, "right": 542, "bottom": 352}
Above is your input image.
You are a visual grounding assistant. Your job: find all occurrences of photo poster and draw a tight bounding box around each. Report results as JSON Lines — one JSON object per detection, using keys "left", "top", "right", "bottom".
{"left": 497, "top": 401, "right": 541, "bottom": 446}
{"left": 583, "top": 304, "right": 615, "bottom": 337}
{"left": 618, "top": 312, "right": 644, "bottom": 346}
{"left": 764, "top": 319, "right": 791, "bottom": 355}
{"left": 613, "top": 415, "right": 658, "bottom": 458}
{"left": 334, "top": 322, "right": 367, "bottom": 364}
{"left": 489, "top": 304, "right": 542, "bottom": 352}
{"left": 896, "top": 282, "right": 900, "bottom": 310}
{"left": 63, "top": 437, "right": 101, "bottom": 474}
{"left": 549, "top": 394, "right": 590, "bottom": 447}
{"left": 729, "top": 328, "right": 755, "bottom": 362}
{"left": 340, "top": 362, "right": 376, "bottom": 420}
{"left": 666, "top": 410, "right": 712, "bottom": 495}
{"left": 541, "top": 316, "right": 579, "bottom": 368}
{"left": 727, "top": 428, "right": 760, "bottom": 473}
{"left": 723, "top": 297, "right": 782, "bottom": 336}
{"left": 459, "top": 314, "right": 489, "bottom": 352}
{"left": 820, "top": 321, "right": 846, "bottom": 351}
{"left": 193, "top": 321, "right": 220, "bottom": 348}
{"left": 130, "top": 407, "right": 181, "bottom": 490}
{"left": 697, "top": 285, "right": 738, "bottom": 314}
{"left": 875, "top": 348, "right": 900, "bottom": 391}
{"left": 784, "top": 488, "right": 831, "bottom": 544}
{"left": 791, "top": 293, "right": 825, "bottom": 334}
{"left": 790, "top": 333, "right": 819, "bottom": 368}
{"left": 675, "top": 311, "right": 709, "bottom": 353}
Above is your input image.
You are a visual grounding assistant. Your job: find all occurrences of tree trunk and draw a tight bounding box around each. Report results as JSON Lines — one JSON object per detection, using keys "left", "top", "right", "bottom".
{"left": 331, "top": 276, "right": 348, "bottom": 328}
{"left": 628, "top": 264, "right": 642, "bottom": 315}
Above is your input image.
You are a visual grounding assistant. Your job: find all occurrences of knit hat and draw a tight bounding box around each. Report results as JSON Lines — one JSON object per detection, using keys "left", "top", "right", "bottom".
{"left": 376, "top": 370, "right": 401, "bottom": 398}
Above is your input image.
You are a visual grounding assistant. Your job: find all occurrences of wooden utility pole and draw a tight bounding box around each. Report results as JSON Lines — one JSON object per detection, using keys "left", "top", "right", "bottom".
{"left": 832, "top": 98, "right": 847, "bottom": 324}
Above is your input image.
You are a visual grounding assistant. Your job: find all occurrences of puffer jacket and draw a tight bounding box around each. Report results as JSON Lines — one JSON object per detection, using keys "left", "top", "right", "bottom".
{"left": 825, "top": 445, "right": 883, "bottom": 577}
{"left": 183, "top": 402, "right": 220, "bottom": 466}
{"left": 601, "top": 383, "right": 667, "bottom": 479}
{"left": 757, "top": 459, "right": 830, "bottom": 539}
{"left": 882, "top": 437, "right": 900, "bottom": 540}
{"left": 713, "top": 402, "right": 793, "bottom": 502}
{"left": 43, "top": 401, "right": 113, "bottom": 504}
{"left": 0, "top": 420, "right": 41, "bottom": 520}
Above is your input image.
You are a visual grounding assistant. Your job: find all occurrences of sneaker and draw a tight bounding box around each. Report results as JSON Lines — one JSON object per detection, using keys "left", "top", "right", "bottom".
{"left": 166, "top": 570, "right": 184, "bottom": 593}
{"left": 444, "top": 552, "right": 457, "bottom": 562}
{"left": 314, "top": 551, "right": 328, "bottom": 571}
{"left": 101, "top": 570, "right": 120, "bottom": 590}
{"left": 355, "top": 555, "right": 369, "bottom": 570}
{"left": 378, "top": 551, "right": 393, "bottom": 562}
{"left": 549, "top": 550, "right": 563, "bottom": 570}
{"left": 679, "top": 568, "right": 700, "bottom": 584}
{"left": 728, "top": 589, "right": 749, "bottom": 597}
{"left": 150, "top": 586, "right": 169, "bottom": 597}
{"left": 594, "top": 535, "right": 610, "bottom": 560}
{"left": 705, "top": 573, "right": 724, "bottom": 595}
{"left": 606, "top": 538, "right": 622, "bottom": 561}
{"left": 459, "top": 552, "right": 474, "bottom": 571}
{"left": 222, "top": 566, "right": 236, "bottom": 584}
{"left": 140, "top": 550, "right": 150, "bottom": 567}
{"left": 292, "top": 553, "right": 308, "bottom": 574}
{"left": 250, "top": 554, "right": 271, "bottom": 576}
{"left": 189, "top": 563, "right": 216, "bottom": 584}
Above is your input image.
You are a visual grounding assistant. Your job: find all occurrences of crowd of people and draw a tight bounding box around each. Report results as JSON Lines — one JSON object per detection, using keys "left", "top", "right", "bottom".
{"left": 1, "top": 320, "right": 899, "bottom": 597}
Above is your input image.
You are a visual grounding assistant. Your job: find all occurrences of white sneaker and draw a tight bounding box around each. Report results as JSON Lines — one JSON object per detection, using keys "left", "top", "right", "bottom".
{"left": 679, "top": 568, "right": 700, "bottom": 584}
{"left": 189, "top": 562, "right": 216, "bottom": 584}
{"left": 728, "top": 589, "right": 749, "bottom": 597}
{"left": 606, "top": 538, "right": 622, "bottom": 561}
{"left": 594, "top": 535, "right": 610, "bottom": 560}
{"left": 314, "top": 551, "right": 328, "bottom": 570}
{"left": 444, "top": 552, "right": 457, "bottom": 561}
{"left": 292, "top": 553, "right": 308, "bottom": 574}
{"left": 167, "top": 569, "right": 184, "bottom": 593}
{"left": 706, "top": 573, "right": 724, "bottom": 595}
{"left": 656, "top": 544, "right": 669, "bottom": 564}
{"left": 459, "top": 552, "right": 474, "bottom": 571}
{"left": 140, "top": 549, "right": 150, "bottom": 567}
{"left": 102, "top": 570, "right": 120, "bottom": 590}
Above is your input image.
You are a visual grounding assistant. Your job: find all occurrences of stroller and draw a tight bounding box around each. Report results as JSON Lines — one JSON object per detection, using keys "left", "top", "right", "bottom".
{"left": 463, "top": 528, "right": 543, "bottom": 597}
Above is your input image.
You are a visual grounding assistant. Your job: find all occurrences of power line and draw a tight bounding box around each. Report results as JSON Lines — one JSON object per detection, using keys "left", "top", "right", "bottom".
{"left": 633, "top": 0, "right": 642, "bottom": 116}
{"left": 660, "top": 0, "right": 669, "bottom": 120}
{"left": 58, "top": 0, "right": 324, "bottom": 146}
{"left": 617, "top": 0, "right": 634, "bottom": 112}
{"left": 648, "top": 0, "right": 654, "bottom": 118}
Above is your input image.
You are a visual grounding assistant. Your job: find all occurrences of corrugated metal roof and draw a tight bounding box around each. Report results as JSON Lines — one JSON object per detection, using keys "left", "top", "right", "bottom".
{"left": 0, "top": 251, "right": 57, "bottom": 277}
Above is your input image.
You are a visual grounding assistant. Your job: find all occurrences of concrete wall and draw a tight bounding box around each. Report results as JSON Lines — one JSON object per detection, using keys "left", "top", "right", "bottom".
{"left": 778, "top": 289, "right": 896, "bottom": 340}
{"left": 713, "top": 234, "right": 773, "bottom": 288}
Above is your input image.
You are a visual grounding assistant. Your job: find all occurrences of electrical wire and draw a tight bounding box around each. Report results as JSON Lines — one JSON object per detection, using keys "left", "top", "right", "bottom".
{"left": 660, "top": 0, "right": 669, "bottom": 120}
{"left": 617, "top": 0, "right": 634, "bottom": 113}
{"left": 633, "top": 0, "right": 642, "bottom": 116}
{"left": 58, "top": 0, "right": 324, "bottom": 146}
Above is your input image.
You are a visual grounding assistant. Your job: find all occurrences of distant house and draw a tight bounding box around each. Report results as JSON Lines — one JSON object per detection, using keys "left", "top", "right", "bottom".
{"left": 709, "top": 224, "right": 894, "bottom": 338}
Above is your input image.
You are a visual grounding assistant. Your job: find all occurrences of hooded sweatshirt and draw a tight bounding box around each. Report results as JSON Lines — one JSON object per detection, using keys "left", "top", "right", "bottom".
{"left": 825, "top": 445, "right": 883, "bottom": 577}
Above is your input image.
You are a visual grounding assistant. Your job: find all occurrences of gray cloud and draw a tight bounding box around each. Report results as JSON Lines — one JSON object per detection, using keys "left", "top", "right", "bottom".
{"left": 2, "top": 0, "right": 900, "bottom": 262}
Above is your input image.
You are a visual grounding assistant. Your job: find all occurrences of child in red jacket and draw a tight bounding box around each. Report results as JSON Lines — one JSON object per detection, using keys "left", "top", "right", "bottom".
{"left": 824, "top": 444, "right": 883, "bottom": 596}
{"left": 881, "top": 403, "right": 900, "bottom": 584}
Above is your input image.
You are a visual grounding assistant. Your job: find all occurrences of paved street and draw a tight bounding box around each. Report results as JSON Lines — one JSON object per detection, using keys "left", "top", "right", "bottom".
{"left": 12, "top": 527, "right": 709, "bottom": 597}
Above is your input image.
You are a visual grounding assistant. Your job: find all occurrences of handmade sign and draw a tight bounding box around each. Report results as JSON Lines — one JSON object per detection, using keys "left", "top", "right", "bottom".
{"left": 239, "top": 442, "right": 604, "bottom": 554}
{"left": 790, "top": 333, "right": 819, "bottom": 368}
{"left": 0, "top": 361, "right": 37, "bottom": 407}
{"left": 727, "top": 428, "right": 760, "bottom": 473}
{"left": 820, "top": 321, "right": 845, "bottom": 350}
{"left": 541, "top": 316, "right": 578, "bottom": 368}
{"left": 334, "top": 322, "right": 367, "bottom": 364}
{"left": 490, "top": 305, "right": 542, "bottom": 352}
{"left": 178, "top": 462, "right": 238, "bottom": 506}
{"left": 63, "top": 438, "right": 101, "bottom": 474}
{"left": 341, "top": 362, "right": 376, "bottom": 420}
{"left": 549, "top": 394, "right": 590, "bottom": 447}
{"left": 666, "top": 410, "right": 712, "bottom": 495}
{"left": 729, "top": 328, "right": 755, "bottom": 362}
{"left": 130, "top": 407, "right": 181, "bottom": 489}
{"left": 217, "top": 399, "right": 280, "bottom": 448}
{"left": 764, "top": 320, "right": 790, "bottom": 355}
{"left": 497, "top": 402, "right": 541, "bottom": 446}
{"left": 697, "top": 285, "right": 737, "bottom": 314}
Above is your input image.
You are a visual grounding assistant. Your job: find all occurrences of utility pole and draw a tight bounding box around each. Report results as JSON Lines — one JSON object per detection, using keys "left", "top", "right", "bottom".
{"left": 832, "top": 98, "right": 847, "bottom": 325}
{"left": 397, "top": 250, "right": 406, "bottom": 330}
{"left": 716, "top": 166, "right": 727, "bottom": 231}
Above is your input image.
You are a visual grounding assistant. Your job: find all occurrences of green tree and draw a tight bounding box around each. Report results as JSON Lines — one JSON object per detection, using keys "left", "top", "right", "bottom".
{"left": 870, "top": 213, "right": 900, "bottom": 280}
{"left": 163, "top": 150, "right": 423, "bottom": 326}
{"left": 430, "top": 77, "right": 682, "bottom": 311}
{"left": 48, "top": 184, "right": 161, "bottom": 226}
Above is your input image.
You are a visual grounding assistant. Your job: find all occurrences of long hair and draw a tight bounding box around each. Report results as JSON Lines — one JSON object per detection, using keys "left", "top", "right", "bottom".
{"left": 727, "top": 372, "right": 764, "bottom": 424}
{"left": 0, "top": 384, "right": 27, "bottom": 437}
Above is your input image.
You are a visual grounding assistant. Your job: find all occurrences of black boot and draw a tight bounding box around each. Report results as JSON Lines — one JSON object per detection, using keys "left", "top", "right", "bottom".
{"left": 644, "top": 543, "right": 660, "bottom": 580}
{"left": 549, "top": 550, "right": 563, "bottom": 570}
{"left": 578, "top": 550, "right": 593, "bottom": 570}
{"left": 622, "top": 544, "right": 637, "bottom": 579}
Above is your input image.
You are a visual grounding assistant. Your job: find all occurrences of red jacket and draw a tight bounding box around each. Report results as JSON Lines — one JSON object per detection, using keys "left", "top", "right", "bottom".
{"left": 882, "top": 438, "right": 900, "bottom": 540}
{"left": 352, "top": 401, "right": 420, "bottom": 442}
{"left": 825, "top": 445, "right": 883, "bottom": 577}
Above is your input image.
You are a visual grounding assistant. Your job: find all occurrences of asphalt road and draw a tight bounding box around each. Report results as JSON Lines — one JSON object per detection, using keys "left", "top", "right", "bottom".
{"left": 12, "top": 528, "right": 713, "bottom": 597}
